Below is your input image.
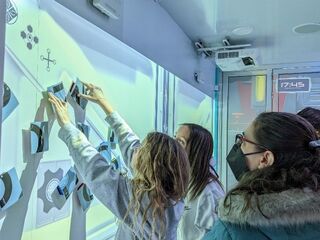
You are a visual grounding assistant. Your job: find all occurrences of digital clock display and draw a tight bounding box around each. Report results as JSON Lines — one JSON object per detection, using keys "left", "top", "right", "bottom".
{"left": 277, "top": 77, "right": 311, "bottom": 93}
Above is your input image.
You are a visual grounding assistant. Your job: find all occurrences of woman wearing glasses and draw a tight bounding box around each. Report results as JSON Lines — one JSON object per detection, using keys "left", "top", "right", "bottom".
{"left": 203, "top": 112, "right": 320, "bottom": 240}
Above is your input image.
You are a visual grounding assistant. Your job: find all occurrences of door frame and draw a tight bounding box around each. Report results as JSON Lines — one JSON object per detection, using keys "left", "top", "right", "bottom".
{"left": 219, "top": 69, "right": 272, "bottom": 190}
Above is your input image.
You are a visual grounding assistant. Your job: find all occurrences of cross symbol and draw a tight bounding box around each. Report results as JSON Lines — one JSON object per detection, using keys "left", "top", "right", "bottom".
{"left": 40, "top": 49, "right": 56, "bottom": 72}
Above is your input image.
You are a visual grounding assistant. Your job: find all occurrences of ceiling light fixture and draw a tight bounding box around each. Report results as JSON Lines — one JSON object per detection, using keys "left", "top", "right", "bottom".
{"left": 293, "top": 23, "right": 320, "bottom": 34}
{"left": 232, "top": 26, "right": 254, "bottom": 36}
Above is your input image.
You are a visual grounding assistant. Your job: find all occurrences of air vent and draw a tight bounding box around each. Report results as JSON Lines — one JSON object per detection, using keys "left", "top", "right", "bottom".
{"left": 217, "top": 52, "right": 229, "bottom": 59}
{"left": 228, "top": 51, "right": 239, "bottom": 58}
{"left": 293, "top": 23, "right": 320, "bottom": 34}
{"left": 215, "top": 48, "right": 258, "bottom": 71}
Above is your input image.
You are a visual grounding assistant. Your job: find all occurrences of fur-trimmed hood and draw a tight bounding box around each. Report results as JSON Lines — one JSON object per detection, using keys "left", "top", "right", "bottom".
{"left": 218, "top": 188, "right": 320, "bottom": 227}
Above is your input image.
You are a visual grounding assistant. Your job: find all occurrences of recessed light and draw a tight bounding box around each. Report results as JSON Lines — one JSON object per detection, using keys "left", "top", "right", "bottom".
{"left": 293, "top": 23, "right": 320, "bottom": 34}
{"left": 232, "top": 26, "right": 254, "bottom": 36}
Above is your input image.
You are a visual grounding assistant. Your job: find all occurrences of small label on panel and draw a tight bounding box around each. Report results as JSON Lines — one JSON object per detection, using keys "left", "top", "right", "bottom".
{"left": 277, "top": 77, "right": 311, "bottom": 93}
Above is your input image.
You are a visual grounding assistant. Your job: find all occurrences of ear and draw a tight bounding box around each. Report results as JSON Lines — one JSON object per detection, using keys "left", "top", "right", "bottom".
{"left": 258, "top": 150, "right": 274, "bottom": 169}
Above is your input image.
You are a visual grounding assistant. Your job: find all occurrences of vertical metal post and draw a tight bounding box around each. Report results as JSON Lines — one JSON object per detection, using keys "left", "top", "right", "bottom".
{"left": 0, "top": 0, "right": 7, "bottom": 155}
{"left": 213, "top": 67, "right": 221, "bottom": 172}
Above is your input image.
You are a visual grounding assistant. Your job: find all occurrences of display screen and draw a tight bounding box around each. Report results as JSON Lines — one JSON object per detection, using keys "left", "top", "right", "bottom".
{"left": 278, "top": 77, "right": 311, "bottom": 93}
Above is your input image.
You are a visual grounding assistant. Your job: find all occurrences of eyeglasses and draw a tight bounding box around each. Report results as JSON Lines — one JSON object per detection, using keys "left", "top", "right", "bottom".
{"left": 235, "top": 133, "right": 270, "bottom": 156}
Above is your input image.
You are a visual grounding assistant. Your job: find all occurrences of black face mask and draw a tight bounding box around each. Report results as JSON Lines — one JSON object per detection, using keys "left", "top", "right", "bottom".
{"left": 226, "top": 143, "right": 250, "bottom": 181}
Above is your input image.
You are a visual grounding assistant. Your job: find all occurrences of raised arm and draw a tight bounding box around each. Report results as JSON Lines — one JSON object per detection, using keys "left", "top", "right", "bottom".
{"left": 78, "top": 83, "right": 140, "bottom": 169}
{"left": 58, "top": 123, "right": 133, "bottom": 221}
{"left": 105, "top": 112, "right": 140, "bottom": 170}
{"left": 49, "top": 93, "right": 138, "bottom": 224}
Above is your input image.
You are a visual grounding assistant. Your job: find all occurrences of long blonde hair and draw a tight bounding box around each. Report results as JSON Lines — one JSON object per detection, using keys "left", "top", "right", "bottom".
{"left": 126, "top": 132, "right": 190, "bottom": 239}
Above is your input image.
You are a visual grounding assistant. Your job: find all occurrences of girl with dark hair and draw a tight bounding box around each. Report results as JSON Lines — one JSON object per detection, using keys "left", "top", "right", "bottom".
{"left": 48, "top": 83, "right": 190, "bottom": 240}
{"left": 175, "top": 124, "right": 224, "bottom": 240}
{"left": 204, "top": 112, "right": 320, "bottom": 240}
{"left": 297, "top": 107, "right": 320, "bottom": 137}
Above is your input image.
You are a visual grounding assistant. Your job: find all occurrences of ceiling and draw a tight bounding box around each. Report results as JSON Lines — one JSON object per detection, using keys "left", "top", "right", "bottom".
{"left": 159, "top": 0, "right": 320, "bottom": 66}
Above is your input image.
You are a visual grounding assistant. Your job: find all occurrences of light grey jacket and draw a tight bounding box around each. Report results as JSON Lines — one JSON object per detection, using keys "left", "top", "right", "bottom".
{"left": 178, "top": 180, "right": 224, "bottom": 240}
{"left": 58, "top": 112, "right": 184, "bottom": 240}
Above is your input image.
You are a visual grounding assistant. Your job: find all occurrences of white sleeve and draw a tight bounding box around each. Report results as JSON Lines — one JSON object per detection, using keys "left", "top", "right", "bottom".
{"left": 105, "top": 112, "right": 141, "bottom": 172}
{"left": 194, "top": 191, "right": 219, "bottom": 231}
{"left": 58, "top": 123, "right": 133, "bottom": 222}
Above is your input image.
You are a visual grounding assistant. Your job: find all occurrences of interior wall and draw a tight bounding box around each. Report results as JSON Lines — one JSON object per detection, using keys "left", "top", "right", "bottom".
{"left": 54, "top": 0, "right": 215, "bottom": 96}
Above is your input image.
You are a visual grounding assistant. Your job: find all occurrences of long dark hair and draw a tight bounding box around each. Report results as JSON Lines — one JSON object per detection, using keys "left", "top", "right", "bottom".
{"left": 224, "top": 112, "right": 320, "bottom": 216}
{"left": 297, "top": 107, "right": 320, "bottom": 131}
{"left": 182, "top": 123, "right": 222, "bottom": 200}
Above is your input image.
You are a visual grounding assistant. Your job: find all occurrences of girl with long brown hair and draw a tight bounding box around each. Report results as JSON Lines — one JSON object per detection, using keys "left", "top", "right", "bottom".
{"left": 175, "top": 124, "right": 224, "bottom": 240}
{"left": 49, "top": 83, "right": 190, "bottom": 240}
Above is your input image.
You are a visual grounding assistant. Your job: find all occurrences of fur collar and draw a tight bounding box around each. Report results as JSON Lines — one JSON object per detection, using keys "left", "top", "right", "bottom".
{"left": 218, "top": 188, "right": 320, "bottom": 227}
